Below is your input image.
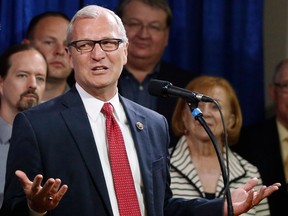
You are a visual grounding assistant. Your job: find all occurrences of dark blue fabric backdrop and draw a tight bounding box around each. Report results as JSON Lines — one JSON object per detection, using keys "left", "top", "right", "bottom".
{"left": 0, "top": 0, "right": 265, "bottom": 126}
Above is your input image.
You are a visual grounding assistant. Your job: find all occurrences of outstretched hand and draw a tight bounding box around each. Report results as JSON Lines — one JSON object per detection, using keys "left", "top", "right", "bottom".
{"left": 15, "top": 170, "right": 68, "bottom": 214}
{"left": 224, "top": 178, "right": 280, "bottom": 216}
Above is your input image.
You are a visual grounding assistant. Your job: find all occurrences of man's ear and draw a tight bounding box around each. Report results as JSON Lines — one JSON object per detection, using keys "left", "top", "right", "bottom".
{"left": 0, "top": 76, "right": 4, "bottom": 96}
{"left": 66, "top": 48, "right": 74, "bottom": 69}
{"left": 124, "top": 42, "right": 129, "bottom": 62}
{"left": 268, "top": 83, "right": 277, "bottom": 102}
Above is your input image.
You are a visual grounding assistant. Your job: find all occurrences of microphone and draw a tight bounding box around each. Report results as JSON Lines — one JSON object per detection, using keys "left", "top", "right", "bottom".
{"left": 148, "top": 79, "right": 214, "bottom": 102}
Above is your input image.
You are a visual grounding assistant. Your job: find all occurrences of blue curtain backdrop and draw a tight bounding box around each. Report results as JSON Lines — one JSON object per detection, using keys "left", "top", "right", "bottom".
{"left": 0, "top": 0, "right": 264, "bottom": 126}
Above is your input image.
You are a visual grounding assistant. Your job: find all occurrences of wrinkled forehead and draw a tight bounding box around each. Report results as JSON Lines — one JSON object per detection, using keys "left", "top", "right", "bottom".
{"left": 72, "top": 17, "right": 121, "bottom": 40}
{"left": 9, "top": 50, "right": 47, "bottom": 74}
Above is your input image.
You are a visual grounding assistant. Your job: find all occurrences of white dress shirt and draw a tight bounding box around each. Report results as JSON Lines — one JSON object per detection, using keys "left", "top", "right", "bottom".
{"left": 76, "top": 84, "right": 145, "bottom": 216}
{"left": 277, "top": 120, "right": 288, "bottom": 183}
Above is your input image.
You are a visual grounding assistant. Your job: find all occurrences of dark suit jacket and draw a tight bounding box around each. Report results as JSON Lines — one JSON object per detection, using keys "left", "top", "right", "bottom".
{"left": 118, "top": 60, "right": 195, "bottom": 147}
{"left": 1, "top": 87, "right": 223, "bottom": 216}
{"left": 232, "top": 116, "right": 288, "bottom": 216}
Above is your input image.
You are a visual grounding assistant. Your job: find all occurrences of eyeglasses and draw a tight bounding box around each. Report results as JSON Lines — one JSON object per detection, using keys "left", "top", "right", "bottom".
{"left": 274, "top": 82, "right": 288, "bottom": 93}
{"left": 124, "top": 21, "right": 167, "bottom": 34}
{"left": 68, "top": 38, "right": 123, "bottom": 53}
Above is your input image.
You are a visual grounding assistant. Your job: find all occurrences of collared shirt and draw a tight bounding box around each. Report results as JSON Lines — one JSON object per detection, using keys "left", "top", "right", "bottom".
{"left": 76, "top": 83, "right": 145, "bottom": 216}
{"left": 0, "top": 116, "right": 12, "bottom": 208}
{"left": 276, "top": 120, "right": 288, "bottom": 182}
{"left": 118, "top": 65, "right": 160, "bottom": 110}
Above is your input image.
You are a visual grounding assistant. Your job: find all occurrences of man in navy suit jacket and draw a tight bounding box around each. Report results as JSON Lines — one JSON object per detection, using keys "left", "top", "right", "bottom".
{"left": 1, "top": 4, "right": 279, "bottom": 216}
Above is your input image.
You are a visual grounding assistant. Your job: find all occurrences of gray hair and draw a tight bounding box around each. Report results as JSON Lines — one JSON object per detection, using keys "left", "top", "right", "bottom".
{"left": 272, "top": 58, "right": 288, "bottom": 83}
{"left": 67, "top": 5, "right": 128, "bottom": 44}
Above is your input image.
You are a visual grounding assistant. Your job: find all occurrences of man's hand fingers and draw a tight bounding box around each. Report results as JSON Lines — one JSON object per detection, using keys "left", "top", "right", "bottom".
{"left": 263, "top": 183, "right": 280, "bottom": 197}
{"left": 241, "top": 178, "right": 258, "bottom": 192}
{"left": 53, "top": 185, "right": 68, "bottom": 202}
{"left": 15, "top": 170, "right": 30, "bottom": 186}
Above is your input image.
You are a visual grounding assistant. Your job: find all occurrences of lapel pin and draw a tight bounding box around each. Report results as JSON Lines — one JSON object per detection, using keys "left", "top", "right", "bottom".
{"left": 136, "top": 122, "right": 144, "bottom": 130}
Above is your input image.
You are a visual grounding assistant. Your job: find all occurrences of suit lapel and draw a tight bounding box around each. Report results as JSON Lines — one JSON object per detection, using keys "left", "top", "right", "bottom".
{"left": 60, "top": 88, "right": 113, "bottom": 215}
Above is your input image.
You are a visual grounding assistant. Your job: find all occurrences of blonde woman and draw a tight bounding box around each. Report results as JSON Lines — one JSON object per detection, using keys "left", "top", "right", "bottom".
{"left": 170, "top": 75, "right": 270, "bottom": 215}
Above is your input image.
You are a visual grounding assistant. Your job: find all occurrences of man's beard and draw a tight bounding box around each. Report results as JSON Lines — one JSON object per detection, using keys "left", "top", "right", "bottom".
{"left": 16, "top": 89, "right": 40, "bottom": 111}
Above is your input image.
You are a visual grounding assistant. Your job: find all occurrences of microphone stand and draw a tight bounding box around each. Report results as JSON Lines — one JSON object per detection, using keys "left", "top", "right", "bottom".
{"left": 187, "top": 101, "right": 234, "bottom": 216}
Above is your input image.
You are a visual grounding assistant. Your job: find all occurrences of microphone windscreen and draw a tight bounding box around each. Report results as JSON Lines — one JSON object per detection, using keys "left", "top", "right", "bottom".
{"left": 148, "top": 79, "right": 171, "bottom": 97}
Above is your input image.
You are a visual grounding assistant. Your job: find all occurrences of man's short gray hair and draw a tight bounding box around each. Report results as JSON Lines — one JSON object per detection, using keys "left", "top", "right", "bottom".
{"left": 66, "top": 5, "right": 128, "bottom": 44}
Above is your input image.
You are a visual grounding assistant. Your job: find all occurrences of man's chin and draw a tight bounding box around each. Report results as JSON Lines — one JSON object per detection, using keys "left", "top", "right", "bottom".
{"left": 17, "top": 100, "right": 39, "bottom": 111}
{"left": 48, "top": 67, "right": 71, "bottom": 78}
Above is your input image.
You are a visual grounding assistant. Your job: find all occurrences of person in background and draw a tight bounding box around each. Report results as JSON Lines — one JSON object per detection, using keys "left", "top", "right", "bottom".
{"left": 0, "top": 5, "right": 280, "bottom": 216}
{"left": 116, "top": 0, "right": 194, "bottom": 146}
{"left": 232, "top": 58, "right": 288, "bottom": 215}
{"left": 0, "top": 44, "right": 47, "bottom": 208}
{"left": 22, "top": 11, "right": 73, "bottom": 102}
{"left": 169, "top": 75, "right": 270, "bottom": 215}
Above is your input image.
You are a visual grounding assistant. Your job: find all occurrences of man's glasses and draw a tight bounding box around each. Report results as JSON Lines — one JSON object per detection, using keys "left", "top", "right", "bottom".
{"left": 124, "top": 20, "right": 167, "bottom": 34}
{"left": 68, "top": 38, "right": 123, "bottom": 53}
{"left": 274, "top": 81, "right": 288, "bottom": 93}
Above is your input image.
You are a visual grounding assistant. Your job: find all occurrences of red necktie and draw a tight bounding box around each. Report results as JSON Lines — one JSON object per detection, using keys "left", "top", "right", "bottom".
{"left": 101, "top": 103, "right": 141, "bottom": 216}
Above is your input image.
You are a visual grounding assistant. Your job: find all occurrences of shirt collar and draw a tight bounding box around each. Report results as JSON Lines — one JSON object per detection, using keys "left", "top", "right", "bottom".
{"left": 276, "top": 120, "right": 288, "bottom": 142}
{"left": 75, "top": 83, "right": 122, "bottom": 122}
{"left": 122, "top": 62, "right": 161, "bottom": 78}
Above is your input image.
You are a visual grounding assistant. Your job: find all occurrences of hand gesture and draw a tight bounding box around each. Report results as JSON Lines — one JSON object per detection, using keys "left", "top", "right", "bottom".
{"left": 224, "top": 177, "right": 280, "bottom": 216}
{"left": 15, "top": 170, "right": 68, "bottom": 214}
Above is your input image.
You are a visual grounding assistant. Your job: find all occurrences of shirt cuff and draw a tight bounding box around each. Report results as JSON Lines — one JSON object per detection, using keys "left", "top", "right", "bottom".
{"left": 28, "top": 204, "right": 47, "bottom": 216}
